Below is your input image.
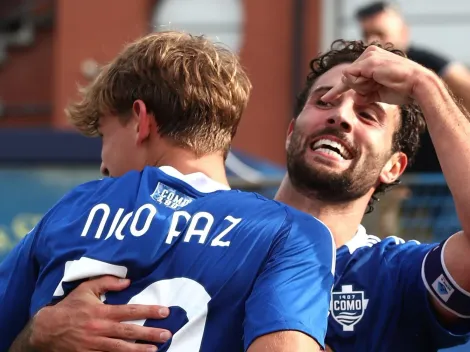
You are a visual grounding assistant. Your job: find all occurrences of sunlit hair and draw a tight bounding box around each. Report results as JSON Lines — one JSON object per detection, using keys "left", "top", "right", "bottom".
{"left": 66, "top": 31, "right": 252, "bottom": 157}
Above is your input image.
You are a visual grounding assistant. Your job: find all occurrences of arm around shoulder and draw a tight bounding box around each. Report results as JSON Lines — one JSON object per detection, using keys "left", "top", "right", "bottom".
{"left": 0, "top": 225, "right": 41, "bottom": 350}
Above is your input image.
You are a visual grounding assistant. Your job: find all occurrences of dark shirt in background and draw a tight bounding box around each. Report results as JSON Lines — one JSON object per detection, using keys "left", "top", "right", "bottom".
{"left": 406, "top": 45, "right": 451, "bottom": 173}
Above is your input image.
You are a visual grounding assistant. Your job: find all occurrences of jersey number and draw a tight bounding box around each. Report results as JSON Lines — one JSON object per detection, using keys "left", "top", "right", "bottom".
{"left": 53, "top": 257, "right": 211, "bottom": 351}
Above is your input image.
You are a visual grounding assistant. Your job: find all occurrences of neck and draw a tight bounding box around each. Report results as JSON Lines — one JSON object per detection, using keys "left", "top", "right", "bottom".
{"left": 153, "top": 147, "right": 229, "bottom": 187}
{"left": 275, "top": 175, "right": 372, "bottom": 248}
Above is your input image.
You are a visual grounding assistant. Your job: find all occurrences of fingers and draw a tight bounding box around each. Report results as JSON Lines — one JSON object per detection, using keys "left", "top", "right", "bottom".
{"left": 98, "top": 304, "right": 170, "bottom": 321}
{"left": 103, "top": 321, "right": 172, "bottom": 343}
{"left": 76, "top": 275, "right": 131, "bottom": 297}
{"left": 320, "top": 79, "right": 350, "bottom": 102}
{"left": 352, "top": 92, "right": 377, "bottom": 105}
{"left": 93, "top": 337, "right": 159, "bottom": 352}
{"left": 321, "top": 73, "right": 373, "bottom": 102}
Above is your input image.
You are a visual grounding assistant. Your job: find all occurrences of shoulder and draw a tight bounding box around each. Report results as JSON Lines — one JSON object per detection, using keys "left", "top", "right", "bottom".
{"left": 376, "top": 236, "right": 433, "bottom": 258}
{"left": 62, "top": 168, "right": 156, "bottom": 201}
{"left": 254, "top": 198, "right": 334, "bottom": 239}
{"left": 277, "top": 204, "right": 335, "bottom": 258}
{"left": 218, "top": 191, "right": 293, "bottom": 220}
{"left": 345, "top": 230, "right": 436, "bottom": 266}
{"left": 44, "top": 171, "right": 147, "bottom": 224}
{"left": 228, "top": 194, "right": 333, "bottom": 246}
{"left": 56, "top": 177, "right": 117, "bottom": 206}
{"left": 282, "top": 205, "right": 332, "bottom": 236}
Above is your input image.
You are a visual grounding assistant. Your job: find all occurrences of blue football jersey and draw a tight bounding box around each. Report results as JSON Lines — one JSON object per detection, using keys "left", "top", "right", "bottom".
{"left": 326, "top": 225, "right": 470, "bottom": 352}
{"left": 0, "top": 166, "right": 335, "bottom": 351}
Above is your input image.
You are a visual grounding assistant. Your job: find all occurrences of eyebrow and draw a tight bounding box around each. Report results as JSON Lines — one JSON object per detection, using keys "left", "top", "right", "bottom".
{"left": 306, "top": 85, "right": 334, "bottom": 101}
{"left": 311, "top": 84, "right": 387, "bottom": 115}
{"left": 311, "top": 85, "right": 334, "bottom": 95}
{"left": 370, "top": 102, "right": 386, "bottom": 115}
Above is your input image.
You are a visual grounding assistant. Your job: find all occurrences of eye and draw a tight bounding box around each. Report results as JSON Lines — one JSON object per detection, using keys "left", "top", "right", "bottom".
{"left": 358, "top": 111, "right": 376, "bottom": 121}
{"left": 315, "top": 99, "right": 334, "bottom": 108}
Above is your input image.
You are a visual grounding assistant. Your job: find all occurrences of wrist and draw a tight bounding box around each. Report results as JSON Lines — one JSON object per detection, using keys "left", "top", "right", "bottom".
{"left": 28, "top": 307, "right": 50, "bottom": 349}
{"left": 411, "top": 67, "right": 446, "bottom": 104}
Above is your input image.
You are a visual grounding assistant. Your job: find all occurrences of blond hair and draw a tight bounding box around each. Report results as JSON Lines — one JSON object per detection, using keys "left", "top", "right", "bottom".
{"left": 66, "top": 31, "right": 252, "bottom": 156}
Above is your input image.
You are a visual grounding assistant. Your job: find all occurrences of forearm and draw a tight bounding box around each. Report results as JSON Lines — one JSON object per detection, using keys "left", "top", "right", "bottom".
{"left": 415, "top": 71, "right": 470, "bottom": 297}
{"left": 413, "top": 72, "right": 470, "bottom": 232}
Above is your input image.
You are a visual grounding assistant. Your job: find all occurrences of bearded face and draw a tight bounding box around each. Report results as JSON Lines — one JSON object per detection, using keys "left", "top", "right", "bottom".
{"left": 287, "top": 124, "right": 388, "bottom": 203}
{"left": 286, "top": 63, "right": 404, "bottom": 203}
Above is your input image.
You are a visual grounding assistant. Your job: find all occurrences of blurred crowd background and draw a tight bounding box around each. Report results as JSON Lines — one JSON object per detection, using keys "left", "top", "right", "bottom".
{"left": 0, "top": 1, "right": 467, "bottom": 350}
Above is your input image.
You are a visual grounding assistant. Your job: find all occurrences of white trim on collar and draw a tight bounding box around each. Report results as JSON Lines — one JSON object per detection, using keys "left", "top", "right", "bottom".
{"left": 159, "top": 166, "right": 230, "bottom": 194}
{"left": 344, "top": 224, "right": 371, "bottom": 254}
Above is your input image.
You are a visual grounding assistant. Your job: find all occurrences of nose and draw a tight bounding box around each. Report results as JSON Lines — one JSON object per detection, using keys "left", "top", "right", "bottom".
{"left": 100, "top": 163, "right": 109, "bottom": 177}
{"left": 326, "top": 105, "right": 353, "bottom": 133}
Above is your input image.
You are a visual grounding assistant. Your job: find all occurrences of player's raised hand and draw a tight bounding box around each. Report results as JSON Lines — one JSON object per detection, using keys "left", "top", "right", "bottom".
{"left": 26, "top": 275, "right": 172, "bottom": 352}
{"left": 321, "top": 45, "right": 433, "bottom": 106}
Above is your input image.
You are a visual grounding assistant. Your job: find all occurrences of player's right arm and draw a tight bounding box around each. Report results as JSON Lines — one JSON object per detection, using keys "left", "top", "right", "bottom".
{"left": 245, "top": 210, "right": 335, "bottom": 352}
{"left": 6, "top": 181, "right": 173, "bottom": 352}
{"left": 0, "top": 225, "right": 40, "bottom": 351}
{"left": 10, "top": 276, "right": 171, "bottom": 352}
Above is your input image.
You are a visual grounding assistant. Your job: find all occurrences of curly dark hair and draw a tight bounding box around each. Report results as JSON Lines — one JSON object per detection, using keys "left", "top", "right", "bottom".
{"left": 295, "top": 39, "right": 426, "bottom": 213}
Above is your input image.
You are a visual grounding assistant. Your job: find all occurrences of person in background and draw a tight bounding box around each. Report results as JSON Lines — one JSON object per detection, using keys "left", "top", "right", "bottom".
{"left": 355, "top": 2, "right": 469, "bottom": 240}
{"left": 355, "top": 1, "right": 470, "bottom": 173}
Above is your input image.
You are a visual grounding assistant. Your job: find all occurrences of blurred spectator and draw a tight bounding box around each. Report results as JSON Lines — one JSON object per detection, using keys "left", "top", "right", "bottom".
{"left": 355, "top": 2, "right": 465, "bottom": 242}
{"left": 355, "top": 1, "right": 470, "bottom": 173}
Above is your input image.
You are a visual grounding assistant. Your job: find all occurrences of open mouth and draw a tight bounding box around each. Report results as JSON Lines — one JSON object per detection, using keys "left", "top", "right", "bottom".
{"left": 310, "top": 137, "right": 353, "bottom": 160}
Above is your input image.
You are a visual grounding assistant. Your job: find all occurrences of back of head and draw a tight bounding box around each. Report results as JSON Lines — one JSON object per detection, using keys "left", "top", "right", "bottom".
{"left": 355, "top": 2, "right": 409, "bottom": 50}
{"left": 67, "top": 31, "right": 252, "bottom": 157}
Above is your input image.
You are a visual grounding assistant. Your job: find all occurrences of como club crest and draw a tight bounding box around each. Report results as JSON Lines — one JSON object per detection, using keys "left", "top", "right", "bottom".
{"left": 330, "top": 285, "right": 369, "bottom": 331}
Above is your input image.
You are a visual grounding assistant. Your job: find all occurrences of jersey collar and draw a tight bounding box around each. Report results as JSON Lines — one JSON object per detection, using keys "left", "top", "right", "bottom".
{"left": 343, "top": 224, "right": 369, "bottom": 254}
{"left": 159, "top": 166, "right": 231, "bottom": 194}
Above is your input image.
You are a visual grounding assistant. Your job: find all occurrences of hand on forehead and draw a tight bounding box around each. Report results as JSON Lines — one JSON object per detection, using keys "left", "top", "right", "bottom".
{"left": 321, "top": 45, "right": 418, "bottom": 106}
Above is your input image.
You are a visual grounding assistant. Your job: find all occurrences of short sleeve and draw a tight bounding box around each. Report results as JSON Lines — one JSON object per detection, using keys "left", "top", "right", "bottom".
{"left": 243, "top": 212, "right": 335, "bottom": 351}
{"left": 384, "top": 239, "right": 470, "bottom": 349}
{"left": 0, "top": 224, "right": 40, "bottom": 350}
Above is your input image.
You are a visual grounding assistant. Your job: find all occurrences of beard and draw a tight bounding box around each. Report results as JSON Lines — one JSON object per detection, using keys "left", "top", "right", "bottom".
{"left": 286, "top": 126, "right": 386, "bottom": 203}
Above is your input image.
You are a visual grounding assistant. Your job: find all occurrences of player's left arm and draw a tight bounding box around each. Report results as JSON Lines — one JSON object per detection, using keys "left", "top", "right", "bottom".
{"left": 322, "top": 45, "right": 470, "bottom": 326}
{"left": 411, "top": 61, "right": 470, "bottom": 324}
{"left": 244, "top": 212, "right": 335, "bottom": 352}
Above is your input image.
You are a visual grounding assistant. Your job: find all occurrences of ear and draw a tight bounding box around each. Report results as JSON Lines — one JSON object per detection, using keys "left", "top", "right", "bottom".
{"left": 132, "top": 100, "right": 151, "bottom": 145}
{"left": 285, "top": 119, "right": 295, "bottom": 151}
{"left": 379, "top": 151, "right": 407, "bottom": 184}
